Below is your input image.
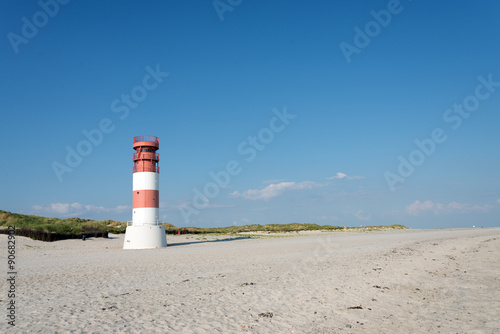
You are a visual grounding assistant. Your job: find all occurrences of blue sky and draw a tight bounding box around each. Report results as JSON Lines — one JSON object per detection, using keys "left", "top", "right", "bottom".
{"left": 1, "top": 0, "right": 499, "bottom": 229}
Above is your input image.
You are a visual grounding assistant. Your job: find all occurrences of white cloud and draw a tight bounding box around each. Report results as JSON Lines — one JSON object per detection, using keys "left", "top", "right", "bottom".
{"left": 406, "top": 200, "right": 445, "bottom": 216}
{"left": 446, "top": 202, "right": 466, "bottom": 210}
{"left": 32, "top": 202, "right": 130, "bottom": 216}
{"left": 470, "top": 204, "right": 493, "bottom": 212}
{"left": 405, "top": 200, "right": 493, "bottom": 216}
{"left": 50, "top": 203, "right": 71, "bottom": 214}
{"left": 327, "top": 172, "right": 348, "bottom": 180}
{"left": 497, "top": 198, "right": 500, "bottom": 205}
{"left": 354, "top": 210, "right": 371, "bottom": 221}
{"left": 326, "top": 172, "right": 364, "bottom": 180}
{"left": 230, "top": 181, "right": 323, "bottom": 200}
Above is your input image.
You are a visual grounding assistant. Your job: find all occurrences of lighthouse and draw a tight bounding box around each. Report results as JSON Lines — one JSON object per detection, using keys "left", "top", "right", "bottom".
{"left": 123, "top": 135, "right": 167, "bottom": 249}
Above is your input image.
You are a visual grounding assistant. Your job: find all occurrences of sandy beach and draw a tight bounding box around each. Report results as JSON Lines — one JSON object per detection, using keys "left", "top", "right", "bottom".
{"left": 1, "top": 228, "right": 499, "bottom": 333}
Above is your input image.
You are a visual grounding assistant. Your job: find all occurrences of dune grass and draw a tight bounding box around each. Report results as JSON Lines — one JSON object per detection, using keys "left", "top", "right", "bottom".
{"left": 0, "top": 210, "right": 406, "bottom": 236}
{"left": 0, "top": 210, "right": 124, "bottom": 234}
{"left": 163, "top": 223, "right": 406, "bottom": 234}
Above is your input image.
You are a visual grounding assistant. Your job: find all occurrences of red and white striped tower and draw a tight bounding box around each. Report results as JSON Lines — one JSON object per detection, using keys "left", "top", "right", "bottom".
{"left": 123, "top": 135, "right": 167, "bottom": 249}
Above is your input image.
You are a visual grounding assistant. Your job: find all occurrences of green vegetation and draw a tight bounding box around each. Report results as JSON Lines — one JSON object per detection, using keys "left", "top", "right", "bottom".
{"left": 0, "top": 210, "right": 406, "bottom": 235}
{"left": 163, "top": 223, "right": 343, "bottom": 234}
{"left": 0, "top": 210, "right": 125, "bottom": 234}
{"left": 163, "top": 223, "right": 406, "bottom": 234}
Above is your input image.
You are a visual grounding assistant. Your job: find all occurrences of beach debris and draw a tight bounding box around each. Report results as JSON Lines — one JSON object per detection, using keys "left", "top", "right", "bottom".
{"left": 102, "top": 292, "right": 130, "bottom": 299}
{"left": 347, "top": 305, "right": 363, "bottom": 309}
{"left": 373, "top": 285, "right": 390, "bottom": 290}
{"left": 258, "top": 312, "right": 273, "bottom": 318}
{"left": 240, "top": 282, "right": 256, "bottom": 286}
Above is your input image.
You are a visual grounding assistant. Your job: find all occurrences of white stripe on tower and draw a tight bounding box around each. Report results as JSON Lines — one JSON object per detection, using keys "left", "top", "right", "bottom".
{"left": 133, "top": 172, "right": 159, "bottom": 191}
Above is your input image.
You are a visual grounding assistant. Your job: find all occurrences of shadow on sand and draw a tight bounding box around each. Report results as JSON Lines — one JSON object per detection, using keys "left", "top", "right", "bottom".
{"left": 167, "top": 236, "right": 251, "bottom": 247}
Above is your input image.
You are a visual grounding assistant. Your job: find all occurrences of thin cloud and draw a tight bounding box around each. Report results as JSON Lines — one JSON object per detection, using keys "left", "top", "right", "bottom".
{"left": 205, "top": 203, "right": 236, "bottom": 209}
{"left": 354, "top": 210, "right": 371, "bottom": 221}
{"left": 32, "top": 202, "right": 130, "bottom": 216}
{"left": 232, "top": 218, "right": 251, "bottom": 226}
{"left": 326, "top": 172, "right": 364, "bottom": 180}
{"left": 313, "top": 215, "right": 340, "bottom": 221}
{"left": 165, "top": 200, "right": 235, "bottom": 211}
{"left": 405, "top": 200, "right": 493, "bottom": 216}
{"left": 230, "top": 181, "right": 323, "bottom": 200}
{"left": 176, "top": 202, "right": 235, "bottom": 211}
{"left": 262, "top": 179, "right": 286, "bottom": 185}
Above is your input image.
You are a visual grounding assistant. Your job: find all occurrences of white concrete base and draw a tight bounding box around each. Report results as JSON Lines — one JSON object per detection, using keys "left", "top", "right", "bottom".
{"left": 123, "top": 225, "right": 167, "bottom": 249}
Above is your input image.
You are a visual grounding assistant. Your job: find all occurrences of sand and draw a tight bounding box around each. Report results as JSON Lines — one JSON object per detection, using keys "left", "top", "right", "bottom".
{"left": 1, "top": 227, "right": 499, "bottom": 333}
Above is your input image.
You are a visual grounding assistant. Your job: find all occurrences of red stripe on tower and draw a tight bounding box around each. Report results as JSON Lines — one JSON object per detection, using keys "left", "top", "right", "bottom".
{"left": 133, "top": 190, "right": 159, "bottom": 208}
